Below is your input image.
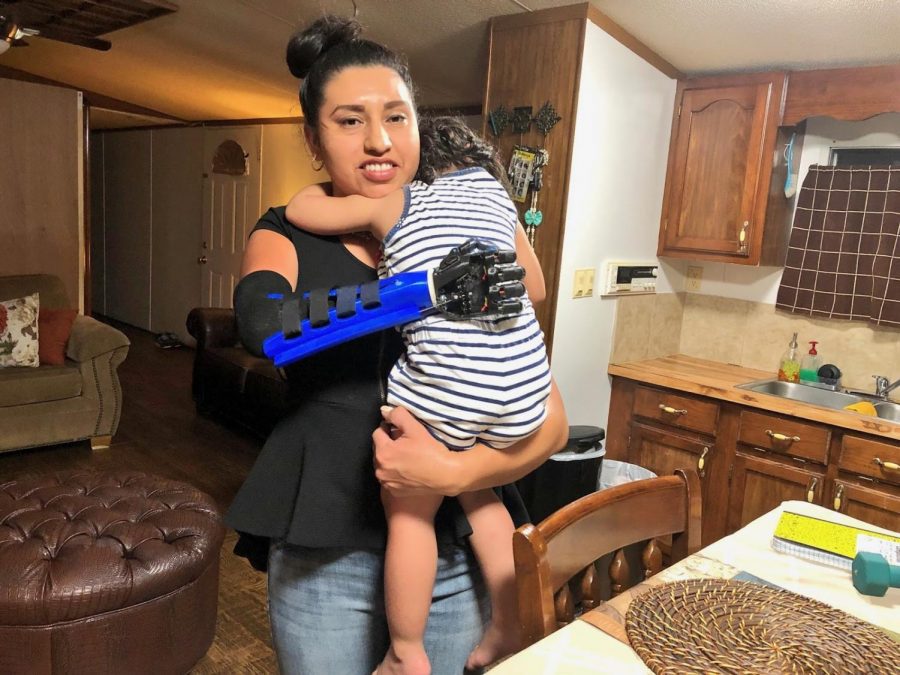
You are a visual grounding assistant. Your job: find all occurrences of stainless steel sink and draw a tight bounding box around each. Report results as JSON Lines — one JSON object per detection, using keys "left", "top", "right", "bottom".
{"left": 737, "top": 378, "right": 900, "bottom": 422}
{"left": 874, "top": 401, "right": 900, "bottom": 422}
{"left": 736, "top": 379, "right": 865, "bottom": 410}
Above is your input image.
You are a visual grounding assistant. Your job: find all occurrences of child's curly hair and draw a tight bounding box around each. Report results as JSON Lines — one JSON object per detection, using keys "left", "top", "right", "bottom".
{"left": 414, "top": 115, "right": 511, "bottom": 194}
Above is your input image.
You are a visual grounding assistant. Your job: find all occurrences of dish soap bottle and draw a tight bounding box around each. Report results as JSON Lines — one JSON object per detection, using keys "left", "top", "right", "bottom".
{"left": 778, "top": 333, "right": 800, "bottom": 383}
{"left": 800, "top": 341, "right": 821, "bottom": 383}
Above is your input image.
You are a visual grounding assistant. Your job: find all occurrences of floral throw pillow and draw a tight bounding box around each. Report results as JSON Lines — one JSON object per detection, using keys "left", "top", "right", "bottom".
{"left": 0, "top": 292, "right": 40, "bottom": 368}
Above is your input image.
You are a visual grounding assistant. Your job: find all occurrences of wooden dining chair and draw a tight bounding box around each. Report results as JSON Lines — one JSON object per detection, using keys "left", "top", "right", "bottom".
{"left": 513, "top": 468, "right": 702, "bottom": 647}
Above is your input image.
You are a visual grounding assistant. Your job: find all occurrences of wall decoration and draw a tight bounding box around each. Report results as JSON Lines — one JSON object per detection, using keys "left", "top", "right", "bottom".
{"left": 507, "top": 146, "right": 537, "bottom": 203}
{"left": 489, "top": 100, "right": 564, "bottom": 245}
{"left": 533, "top": 101, "right": 562, "bottom": 136}
{"left": 524, "top": 149, "right": 549, "bottom": 245}
{"left": 511, "top": 106, "right": 534, "bottom": 135}
{"left": 488, "top": 104, "right": 511, "bottom": 137}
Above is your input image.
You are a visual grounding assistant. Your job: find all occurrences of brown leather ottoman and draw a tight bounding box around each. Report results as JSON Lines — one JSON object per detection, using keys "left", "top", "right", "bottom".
{"left": 0, "top": 471, "right": 225, "bottom": 674}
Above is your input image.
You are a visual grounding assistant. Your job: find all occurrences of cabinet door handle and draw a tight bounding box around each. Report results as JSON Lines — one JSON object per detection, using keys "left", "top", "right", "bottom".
{"left": 738, "top": 221, "right": 749, "bottom": 253}
{"left": 697, "top": 446, "right": 709, "bottom": 473}
{"left": 658, "top": 404, "right": 687, "bottom": 416}
{"left": 766, "top": 429, "right": 800, "bottom": 443}
{"left": 874, "top": 457, "right": 900, "bottom": 471}
{"left": 833, "top": 484, "right": 844, "bottom": 511}
{"left": 806, "top": 476, "right": 818, "bottom": 503}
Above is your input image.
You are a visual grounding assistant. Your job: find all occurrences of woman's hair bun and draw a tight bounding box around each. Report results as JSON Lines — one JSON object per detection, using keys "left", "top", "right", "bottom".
{"left": 286, "top": 15, "right": 363, "bottom": 79}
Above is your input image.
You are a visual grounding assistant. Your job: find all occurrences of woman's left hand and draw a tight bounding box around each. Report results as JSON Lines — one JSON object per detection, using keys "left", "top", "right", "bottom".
{"left": 372, "top": 406, "right": 460, "bottom": 497}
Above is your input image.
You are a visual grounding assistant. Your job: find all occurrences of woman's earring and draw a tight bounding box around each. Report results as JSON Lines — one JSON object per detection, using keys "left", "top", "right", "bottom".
{"left": 311, "top": 156, "right": 324, "bottom": 172}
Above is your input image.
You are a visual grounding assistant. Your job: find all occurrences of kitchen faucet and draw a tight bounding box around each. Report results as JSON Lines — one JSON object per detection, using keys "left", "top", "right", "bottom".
{"left": 873, "top": 375, "right": 900, "bottom": 399}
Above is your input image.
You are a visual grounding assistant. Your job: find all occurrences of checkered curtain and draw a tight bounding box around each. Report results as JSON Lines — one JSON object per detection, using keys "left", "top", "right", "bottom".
{"left": 776, "top": 165, "right": 900, "bottom": 327}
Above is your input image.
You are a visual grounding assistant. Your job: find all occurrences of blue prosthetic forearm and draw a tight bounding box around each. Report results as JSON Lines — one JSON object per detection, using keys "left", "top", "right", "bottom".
{"left": 263, "top": 272, "right": 432, "bottom": 367}
{"left": 263, "top": 238, "right": 525, "bottom": 368}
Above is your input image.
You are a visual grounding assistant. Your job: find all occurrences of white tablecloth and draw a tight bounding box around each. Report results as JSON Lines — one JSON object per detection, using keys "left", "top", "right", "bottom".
{"left": 491, "top": 500, "right": 899, "bottom": 674}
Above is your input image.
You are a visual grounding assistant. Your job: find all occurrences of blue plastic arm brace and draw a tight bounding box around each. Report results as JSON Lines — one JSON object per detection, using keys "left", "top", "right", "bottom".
{"left": 263, "top": 238, "right": 526, "bottom": 367}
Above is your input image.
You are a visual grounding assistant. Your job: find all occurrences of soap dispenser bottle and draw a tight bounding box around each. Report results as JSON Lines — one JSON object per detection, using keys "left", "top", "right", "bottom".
{"left": 778, "top": 333, "right": 800, "bottom": 383}
{"left": 800, "top": 341, "right": 821, "bottom": 383}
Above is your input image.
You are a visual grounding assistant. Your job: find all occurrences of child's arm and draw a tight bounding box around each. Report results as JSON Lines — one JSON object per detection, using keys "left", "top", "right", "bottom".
{"left": 285, "top": 184, "right": 404, "bottom": 239}
{"left": 515, "top": 223, "right": 546, "bottom": 304}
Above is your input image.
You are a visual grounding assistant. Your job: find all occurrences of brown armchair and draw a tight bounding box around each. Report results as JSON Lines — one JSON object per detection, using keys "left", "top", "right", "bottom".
{"left": 0, "top": 274, "right": 130, "bottom": 453}
{"left": 186, "top": 307, "right": 290, "bottom": 437}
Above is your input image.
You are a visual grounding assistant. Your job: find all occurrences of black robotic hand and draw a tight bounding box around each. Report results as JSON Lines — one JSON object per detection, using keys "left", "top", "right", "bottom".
{"left": 431, "top": 239, "right": 526, "bottom": 319}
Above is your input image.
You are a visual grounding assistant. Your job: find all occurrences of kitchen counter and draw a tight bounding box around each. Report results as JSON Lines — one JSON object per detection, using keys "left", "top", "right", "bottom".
{"left": 608, "top": 355, "right": 899, "bottom": 441}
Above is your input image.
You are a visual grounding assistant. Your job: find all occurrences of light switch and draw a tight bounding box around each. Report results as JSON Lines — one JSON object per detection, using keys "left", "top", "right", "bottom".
{"left": 573, "top": 267, "right": 595, "bottom": 298}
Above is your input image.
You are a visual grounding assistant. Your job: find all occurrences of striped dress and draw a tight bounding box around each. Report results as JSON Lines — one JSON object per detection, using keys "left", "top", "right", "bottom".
{"left": 381, "top": 167, "right": 551, "bottom": 450}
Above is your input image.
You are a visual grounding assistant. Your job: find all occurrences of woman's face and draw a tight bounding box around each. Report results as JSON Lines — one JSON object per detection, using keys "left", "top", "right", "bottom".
{"left": 307, "top": 65, "right": 420, "bottom": 198}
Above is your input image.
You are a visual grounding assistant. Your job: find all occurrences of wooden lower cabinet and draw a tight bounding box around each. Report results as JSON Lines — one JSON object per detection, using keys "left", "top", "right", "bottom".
{"left": 628, "top": 422, "right": 716, "bottom": 543}
{"left": 628, "top": 423, "right": 711, "bottom": 483}
{"left": 726, "top": 452, "right": 825, "bottom": 532}
{"left": 607, "top": 377, "right": 900, "bottom": 546}
{"left": 831, "top": 479, "right": 900, "bottom": 532}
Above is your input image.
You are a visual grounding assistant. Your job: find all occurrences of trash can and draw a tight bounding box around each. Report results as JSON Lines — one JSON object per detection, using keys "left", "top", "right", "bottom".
{"left": 516, "top": 425, "right": 605, "bottom": 524}
{"left": 597, "top": 459, "right": 656, "bottom": 491}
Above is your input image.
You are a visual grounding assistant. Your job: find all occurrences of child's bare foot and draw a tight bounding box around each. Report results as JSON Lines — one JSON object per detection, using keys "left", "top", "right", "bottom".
{"left": 374, "top": 643, "right": 431, "bottom": 675}
{"left": 465, "top": 621, "right": 521, "bottom": 670}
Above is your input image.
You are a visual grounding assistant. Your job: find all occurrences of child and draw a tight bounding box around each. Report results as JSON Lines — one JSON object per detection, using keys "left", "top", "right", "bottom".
{"left": 286, "top": 116, "right": 552, "bottom": 674}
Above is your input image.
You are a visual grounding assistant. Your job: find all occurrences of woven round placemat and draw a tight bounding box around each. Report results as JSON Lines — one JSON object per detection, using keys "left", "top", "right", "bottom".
{"left": 625, "top": 578, "right": 900, "bottom": 674}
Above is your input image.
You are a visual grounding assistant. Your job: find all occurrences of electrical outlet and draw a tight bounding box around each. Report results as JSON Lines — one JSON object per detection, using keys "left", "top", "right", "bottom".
{"left": 572, "top": 268, "right": 595, "bottom": 298}
{"left": 685, "top": 266, "right": 703, "bottom": 292}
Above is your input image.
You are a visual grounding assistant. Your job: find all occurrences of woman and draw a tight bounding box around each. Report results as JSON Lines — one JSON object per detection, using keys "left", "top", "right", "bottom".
{"left": 227, "top": 15, "right": 568, "bottom": 675}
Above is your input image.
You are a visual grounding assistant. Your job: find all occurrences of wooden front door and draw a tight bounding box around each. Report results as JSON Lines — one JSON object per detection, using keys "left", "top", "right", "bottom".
{"left": 201, "top": 127, "right": 262, "bottom": 308}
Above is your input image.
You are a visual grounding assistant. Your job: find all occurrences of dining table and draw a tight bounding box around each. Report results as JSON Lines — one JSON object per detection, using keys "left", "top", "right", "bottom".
{"left": 490, "top": 500, "right": 900, "bottom": 674}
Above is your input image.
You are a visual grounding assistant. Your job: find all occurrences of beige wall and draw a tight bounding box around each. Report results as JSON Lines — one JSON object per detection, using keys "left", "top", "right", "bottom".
{"left": 0, "top": 78, "right": 83, "bottom": 309}
{"left": 611, "top": 292, "right": 900, "bottom": 393}
{"left": 260, "top": 122, "right": 324, "bottom": 210}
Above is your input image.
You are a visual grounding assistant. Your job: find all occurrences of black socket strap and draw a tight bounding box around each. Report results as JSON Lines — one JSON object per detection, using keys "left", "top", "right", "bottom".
{"left": 309, "top": 288, "right": 331, "bottom": 328}
{"left": 360, "top": 281, "right": 381, "bottom": 309}
{"left": 335, "top": 285, "right": 358, "bottom": 318}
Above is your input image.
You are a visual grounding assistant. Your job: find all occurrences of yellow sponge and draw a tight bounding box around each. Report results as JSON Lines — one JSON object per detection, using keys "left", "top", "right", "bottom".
{"left": 844, "top": 401, "right": 877, "bottom": 416}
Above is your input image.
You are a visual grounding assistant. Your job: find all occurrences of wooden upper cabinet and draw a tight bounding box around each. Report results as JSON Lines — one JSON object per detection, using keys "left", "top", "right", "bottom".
{"left": 658, "top": 73, "right": 787, "bottom": 265}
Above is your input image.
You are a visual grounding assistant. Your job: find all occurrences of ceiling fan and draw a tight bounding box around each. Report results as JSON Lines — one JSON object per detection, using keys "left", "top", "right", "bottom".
{"left": 0, "top": 8, "right": 111, "bottom": 55}
{"left": 0, "top": 1, "right": 178, "bottom": 55}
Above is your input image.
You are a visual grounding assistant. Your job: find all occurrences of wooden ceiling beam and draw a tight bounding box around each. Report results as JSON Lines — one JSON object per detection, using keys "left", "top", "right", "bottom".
{"left": 0, "top": 64, "right": 185, "bottom": 123}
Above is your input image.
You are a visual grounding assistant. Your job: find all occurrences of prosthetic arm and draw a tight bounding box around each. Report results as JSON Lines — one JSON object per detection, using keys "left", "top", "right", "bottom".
{"left": 261, "top": 239, "right": 526, "bottom": 367}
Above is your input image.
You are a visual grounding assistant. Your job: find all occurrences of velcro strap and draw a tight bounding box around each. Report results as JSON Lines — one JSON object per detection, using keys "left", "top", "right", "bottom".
{"left": 309, "top": 288, "right": 331, "bottom": 328}
{"left": 360, "top": 281, "right": 381, "bottom": 309}
{"left": 281, "top": 298, "right": 302, "bottom": 339}
{"left": 335, "top": 285, "right": 358, "bottom": 318}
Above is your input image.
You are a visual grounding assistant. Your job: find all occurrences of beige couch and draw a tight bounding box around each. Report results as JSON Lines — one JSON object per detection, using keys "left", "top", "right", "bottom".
{"left": 0, "top": 275, "right": 130, "bottom": 453}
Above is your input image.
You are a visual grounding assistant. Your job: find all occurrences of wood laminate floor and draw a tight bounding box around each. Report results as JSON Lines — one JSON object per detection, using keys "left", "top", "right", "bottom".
{"left": 0, "top": 321, "right": 277, "bottom": 674}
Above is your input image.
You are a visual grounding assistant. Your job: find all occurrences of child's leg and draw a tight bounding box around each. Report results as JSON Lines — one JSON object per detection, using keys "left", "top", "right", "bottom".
{"left": 457, "top": 488, "right": 521, "bottom": 669}
{"left": 378, "top": 488, "right": 444, "bottom": 675}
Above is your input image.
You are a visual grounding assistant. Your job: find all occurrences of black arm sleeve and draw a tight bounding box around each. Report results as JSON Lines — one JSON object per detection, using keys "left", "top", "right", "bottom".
{"left": 232, "top": 270, "right": 292, "bottom": 357}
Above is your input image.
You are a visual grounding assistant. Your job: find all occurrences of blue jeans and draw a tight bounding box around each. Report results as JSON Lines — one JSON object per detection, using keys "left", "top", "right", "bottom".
{"left": 268, "top": 541, "right": 489, "bottom": 675}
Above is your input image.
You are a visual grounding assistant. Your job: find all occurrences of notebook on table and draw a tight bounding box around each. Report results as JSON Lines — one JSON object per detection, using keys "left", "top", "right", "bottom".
{"left": 771, "top": 510, "right": 900, "bottom": 570}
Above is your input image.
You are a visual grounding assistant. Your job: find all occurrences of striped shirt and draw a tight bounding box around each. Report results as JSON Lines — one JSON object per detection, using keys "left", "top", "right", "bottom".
{"left": 381, "top": 167, "right": 551, "bottom": 449}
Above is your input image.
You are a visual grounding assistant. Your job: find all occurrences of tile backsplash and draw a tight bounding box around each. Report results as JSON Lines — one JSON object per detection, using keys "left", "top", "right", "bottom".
{"left": 610, "top": 292, "right": 900, "bottom": 392}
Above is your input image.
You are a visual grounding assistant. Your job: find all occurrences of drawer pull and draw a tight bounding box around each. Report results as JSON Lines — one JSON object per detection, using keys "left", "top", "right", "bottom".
{"left": 874, "top": 457, "right": 900, "bottom": 471}
{"left": 698, "top": 446, "right": 709, "bottom": 473}
{"left": 833, "top": 484, "right": 844, "bottom": 511}
{"left": 766, "top": 430, "right": 800, "bottom": 443}
{"left": 806, "top": 476, "right": 818, "bottom": 503}
{"left": 658, "top": 404, "right": 688, "bottom": 416}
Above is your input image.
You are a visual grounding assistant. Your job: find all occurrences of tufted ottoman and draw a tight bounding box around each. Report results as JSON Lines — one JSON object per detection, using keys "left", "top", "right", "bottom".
{"left": 0, "top": 471, "right": 225, "bottom": 674}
